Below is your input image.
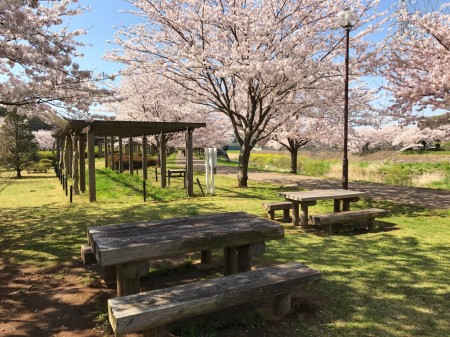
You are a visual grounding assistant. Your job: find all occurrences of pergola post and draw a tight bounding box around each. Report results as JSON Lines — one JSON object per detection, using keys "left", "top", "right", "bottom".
{"left": 68, "top": 136, "right": 73, "bottom": 177}
{"left": 56, "top": 137, "right": 61, "bottom": 166}
{"left": 110, "top": 136, "right": 114, "bottom": 170}
{"left": 118, "top": 137, "right": 123, "bottom": 173}
{"left": 186, "top": 128, "right": 194, "bottom": 196}
{"left": 142, "top": 135, "right": 148, "bottom": 181}
{"left": 160, "top": 133, "right": 166, "bottom": 188}
{"left": 104, "top": 137, "right": 108, "bottom": 168}
{"left": 87, "top": 128, "right": 96, "bottom": 202}
{"left": 64, "top": 135, "right": 72, "bottom": 177}
{"left": 72, "top": 133, "right": 80, "bottom": 194}
{"left": 129, "top": 136, "right": 134, "bottom": 175}
{"left": 99, "top": 140, "right": 103, "bottom": 158}
{"left": 79, "top": 133, "right": 86, "bottom": 193}
{"left": 59, "top": 136, "right": 65, "bottom": 173}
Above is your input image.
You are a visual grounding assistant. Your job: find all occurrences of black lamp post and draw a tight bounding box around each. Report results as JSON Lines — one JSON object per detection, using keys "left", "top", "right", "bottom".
{"left": 338, "top": 7, "right": 358, "bottom": 190}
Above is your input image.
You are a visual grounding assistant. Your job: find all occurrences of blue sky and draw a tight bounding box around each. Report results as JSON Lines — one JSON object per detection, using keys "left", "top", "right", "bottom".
{"left": 67, "top": 0, "right": 143, "bottom": 77}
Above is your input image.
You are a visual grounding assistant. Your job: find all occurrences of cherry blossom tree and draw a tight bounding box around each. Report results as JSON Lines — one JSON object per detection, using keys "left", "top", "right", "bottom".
{"left": 108, "top": 0, "right": 384, "bottom": 187}
{"left": 392, "top": 125, "right": 450, "bottom": 150}
{"left": 349, "top": 125, "right": 401, "bottom": 153}
{"left": 0, "top": 0, "right": 111, "bottom": 118}
{"left": 110, "top": 70, "right": 231, "bottom": 158}
{"left": 33, "top": 129, "right": 54, "bottom": 151}
{"left": 270, "top": 77, "right": 381, "bottom": 172}
{"left": 383, "top": 2, "right": 450, "bottom": 119}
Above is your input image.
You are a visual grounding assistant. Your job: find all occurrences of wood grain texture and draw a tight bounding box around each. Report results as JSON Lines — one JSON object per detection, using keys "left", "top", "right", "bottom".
{"left": 279, "top": 189, "right": 365, "bottom": 202}
{"left": 262, "top": 202, "right": 292, "bottom": 211}
{"left": 108, "top": 263, "right": 320, "bottom": 336}
{"left": 88, "top": 212, "right": 284, "bottom": 266}
{"left": 310, "top": 208, "right": 387, "bottom": 225}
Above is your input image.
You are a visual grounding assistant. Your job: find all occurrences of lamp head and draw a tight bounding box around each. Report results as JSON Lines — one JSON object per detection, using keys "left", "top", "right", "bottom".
{"left": 338, "top": 7, "right": 358, "bottom": 29}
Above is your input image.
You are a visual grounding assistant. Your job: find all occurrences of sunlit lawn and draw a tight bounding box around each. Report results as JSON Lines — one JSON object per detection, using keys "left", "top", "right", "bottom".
{"left": 0, "top": 165, "right": 449, "bottom": 337}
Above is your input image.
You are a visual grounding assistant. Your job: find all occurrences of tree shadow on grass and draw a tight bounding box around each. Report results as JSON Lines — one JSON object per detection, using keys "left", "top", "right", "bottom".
{"left": 1, "top": 188, "right": 448, "bottom": 336}
{"left": 0, "top": 201, "right": 225, "bottom": 336}
{"left": 259, "top": 231, "right": 449, "bottom": 337}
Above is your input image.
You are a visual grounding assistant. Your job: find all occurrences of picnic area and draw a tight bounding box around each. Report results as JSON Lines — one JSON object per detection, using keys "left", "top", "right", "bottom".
{"left": 1, "top": 150, "right": 449, "bottom": 337}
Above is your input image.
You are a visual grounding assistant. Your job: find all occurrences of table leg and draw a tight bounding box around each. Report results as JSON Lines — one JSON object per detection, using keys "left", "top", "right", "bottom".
{"left": 291, "top": 202, "right": 300, "bottom": 226}
{"left": 116, "top": 261, "right": 149, "bottom": 296}
{"left": 102, "top": 265, "right": 117, "bottom": 286}
{"left": 343, "top": 199, "right": 350, "bottom": 211}
{"left": 224, "top": 247, "right": 237, "bottom": 275}
{"left": 334, "top": 199, "right": 341, "bottom": 212}
{"left": 201, "top": 250, "right": 212, "bottom": 264}
{"left": 300, "top": 203, "right": 309, "bottom": 229}
{"left": 237, "top": 245, "right": 251, "bottom": 272}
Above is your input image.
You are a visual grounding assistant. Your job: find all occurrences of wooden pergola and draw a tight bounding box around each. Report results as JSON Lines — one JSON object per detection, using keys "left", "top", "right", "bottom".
{"left": 55, "top": 120, "right": 206, "bottom": 202}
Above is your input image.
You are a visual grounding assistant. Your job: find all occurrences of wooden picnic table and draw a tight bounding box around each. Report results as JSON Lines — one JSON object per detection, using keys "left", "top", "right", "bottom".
{"left": 279, "top": 189, "right": 366, "bottom": 228}
{"left": 87, "top": 212, "right": 284, "bottom": 296}
{"left": 168, "top": 168, "right": 186, "bottom": 187}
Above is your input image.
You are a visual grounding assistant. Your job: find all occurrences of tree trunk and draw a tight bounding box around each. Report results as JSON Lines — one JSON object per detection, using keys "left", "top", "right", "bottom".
{"left": 16, "top": 168, "right": 21, "bottom": 178}
{"left": 289, "top": 147, "right": 298, "bottom": 174}
{"left": 238, "top": 142, "right": 252, "bottom": 188}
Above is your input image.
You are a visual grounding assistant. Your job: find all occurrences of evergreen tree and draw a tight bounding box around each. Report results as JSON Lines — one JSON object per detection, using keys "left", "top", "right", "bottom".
{"left": 0, "top": 109, "right": 39, "bottom": 178}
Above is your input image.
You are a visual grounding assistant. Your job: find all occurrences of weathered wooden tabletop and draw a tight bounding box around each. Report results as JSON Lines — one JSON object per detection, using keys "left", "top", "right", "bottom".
{"left": 88, "top": 212, "right": 284, "bottom": 266}
{"left": 279, "top": 189, "right": 365, "bottom": 202}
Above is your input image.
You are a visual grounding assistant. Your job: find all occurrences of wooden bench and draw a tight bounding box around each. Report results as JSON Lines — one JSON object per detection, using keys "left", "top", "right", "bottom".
{"left": 310, "top": 208, "right": 388, "bottom": 233}
{"left": 108, "top": 263, "right": 320, "bottom": 336}
{"left": 262, "top": 201, "right": 292, "bottom": 220}
{"left": 167, "top": 169, "right": 186, "bottom": 187}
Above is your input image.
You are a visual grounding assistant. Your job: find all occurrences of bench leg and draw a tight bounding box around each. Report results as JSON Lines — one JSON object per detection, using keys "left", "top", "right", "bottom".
{"left": 274, "top": 293, "right": 292, "bottom": 316}
{"left": 367, "top": 218, "right": 375, "bottom": 231}
{"left": 143, "top": 327, "right": 163, "bottom": 337}
{"left": 224, "top": 247, "right": 237, "bottom": 275}
{"left": 80, "top": 244, "right": 96, "bottom": 264}
{"left": 283, "top": 209, "right": 290, "bottom": 220}
{"left": 201, "top": 250, "right": 213, "bottom": 264}
{"left": 237, "top": 245, "right": 251, "bottom": 273}
{"left": 268, "top": 210, "right": 275, "bottom": 220}
{"left": 328, "top": 223, "right": 335, "bottom": 235}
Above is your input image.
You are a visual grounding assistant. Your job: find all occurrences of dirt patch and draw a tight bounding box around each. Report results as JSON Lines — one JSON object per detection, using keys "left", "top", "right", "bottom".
{"left": 0, "top": 261, "right": 112, "bottom": 337}
{"left": 0, "top": 258, "right": 324, "bottom": 337}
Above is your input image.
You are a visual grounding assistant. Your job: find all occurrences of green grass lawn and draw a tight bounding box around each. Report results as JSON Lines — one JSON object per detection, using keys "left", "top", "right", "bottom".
{"left": 0, "top": 167, "right": 449, "bottom": 337}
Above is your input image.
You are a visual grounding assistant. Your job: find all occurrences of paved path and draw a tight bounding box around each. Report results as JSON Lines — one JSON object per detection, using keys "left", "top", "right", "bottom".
{"left": 216, "top": 166, "right": 450, "bottom": 210}
{"left": 176, "top": 152, "right": 450, "bottom": 209}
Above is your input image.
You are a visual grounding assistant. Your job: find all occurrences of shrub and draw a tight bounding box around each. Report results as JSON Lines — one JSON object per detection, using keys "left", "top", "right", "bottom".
{"left": 39, "top": 159, "right": 53, "bottom": 169}
{"left": 113, "top": 154, "right": 157, "bottom": 170}
{"left": 26, "top": 162, "right": 48, "bottom": 173}
{"left": 37, "top": 151, "right": 56, "bottom": 164}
